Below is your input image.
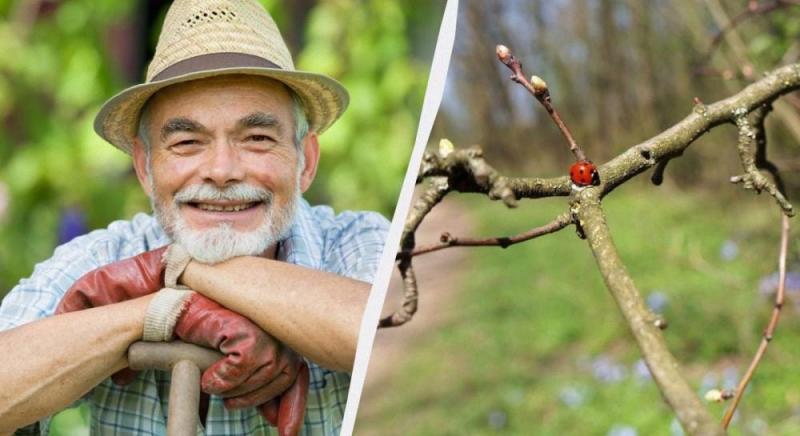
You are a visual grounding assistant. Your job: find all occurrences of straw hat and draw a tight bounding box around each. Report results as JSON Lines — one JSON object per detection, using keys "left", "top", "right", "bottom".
{"left": 94, "top": 0, "right": 349, "bottom": 154}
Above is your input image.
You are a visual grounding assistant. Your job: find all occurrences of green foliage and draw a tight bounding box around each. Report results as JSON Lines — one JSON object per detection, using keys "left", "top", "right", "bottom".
{"left": 297, "top": 0, "right": 432, "bottom": 214}
{"left": 357, "top": 187, "right": 800, "bottom": 435}
{"left": 0, "top": 0, "right": 144, "bottom": 295}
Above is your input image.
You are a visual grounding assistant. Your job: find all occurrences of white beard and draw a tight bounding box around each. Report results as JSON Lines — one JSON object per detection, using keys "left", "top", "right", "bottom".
{"left": 151, "top": 181, "right": 300, "bottom": 264}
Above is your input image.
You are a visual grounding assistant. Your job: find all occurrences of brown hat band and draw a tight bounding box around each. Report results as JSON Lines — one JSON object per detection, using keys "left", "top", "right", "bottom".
{"left": 152, "top": 52, "right": 282, "bottom": 82}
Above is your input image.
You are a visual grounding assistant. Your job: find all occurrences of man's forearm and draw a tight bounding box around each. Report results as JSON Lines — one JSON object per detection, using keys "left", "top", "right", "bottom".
{"left": 182, "top": 257, "right": 370, "bottom": 372}
{"left": 0, "top": 295, "right": 152, "bottom": 432}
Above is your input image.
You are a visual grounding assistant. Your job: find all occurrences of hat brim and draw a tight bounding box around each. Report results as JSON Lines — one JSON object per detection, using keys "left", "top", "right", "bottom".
{"left": 94, "top": 67, "right": 349, "bottom": 154}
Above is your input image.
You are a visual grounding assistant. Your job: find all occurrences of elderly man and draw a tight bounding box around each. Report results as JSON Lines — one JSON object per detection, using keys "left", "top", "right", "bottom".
{"left": 0, "top": 1, "right": 388, "bottom": 435}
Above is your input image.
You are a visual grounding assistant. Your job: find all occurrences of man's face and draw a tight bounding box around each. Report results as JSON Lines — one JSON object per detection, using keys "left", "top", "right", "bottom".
{"left": 132, "top": 75, "right": 319, "bottom": 263}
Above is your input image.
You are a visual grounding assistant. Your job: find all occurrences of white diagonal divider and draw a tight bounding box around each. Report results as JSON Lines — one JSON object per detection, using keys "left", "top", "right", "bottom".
{"left": 340, "top": 0, "right": 459, "bottom": 434}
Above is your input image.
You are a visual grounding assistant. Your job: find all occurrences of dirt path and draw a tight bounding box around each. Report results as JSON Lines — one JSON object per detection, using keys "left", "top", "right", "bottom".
{"left": 355, "top": 198, "right": 474, "bottom": 429}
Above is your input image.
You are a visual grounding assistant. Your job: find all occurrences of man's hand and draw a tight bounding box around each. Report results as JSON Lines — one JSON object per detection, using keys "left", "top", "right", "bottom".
{"left": 171, "top": 293, "right": 308, "bottom": 434}
{"left": 56, "top": 246, "right": 169, "bottom": 384}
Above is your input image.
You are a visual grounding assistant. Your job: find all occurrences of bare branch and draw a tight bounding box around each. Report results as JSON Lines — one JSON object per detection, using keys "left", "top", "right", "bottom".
{"left": 729, "top": 105, "right": 794, "bottom": 215}
{"left": 722, "top": 214, "right": 791, "bottom": 428}
{"left": 378, "top": 257, "right": 418, "bottom": 328}
{"left": 418, "top": 145, "right": 569, "bottom": 202}
{"left": 576, "top": 191, "right": 725, "bottom": 436}
{"left": 409, "top": 212, "right": 573, "bottom": 257}
{"left": 601, "top": 63, "right": 800, "bottom": 196}
{"left": 496, "top": 44, "right": 587, "bottom": 161}
{"left": 400, "top": 177, "right": 450, "bottom": 251}
{"left": 380, "top": 178, "right": 450, "bottom": 328}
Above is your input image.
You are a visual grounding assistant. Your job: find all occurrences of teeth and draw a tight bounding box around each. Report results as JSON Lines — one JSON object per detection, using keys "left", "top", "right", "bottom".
{"left": 195, "top": 202, "right": 255, "bottom": 212}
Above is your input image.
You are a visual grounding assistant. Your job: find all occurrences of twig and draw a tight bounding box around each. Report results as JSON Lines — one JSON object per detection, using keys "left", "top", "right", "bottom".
{"left": 496, "top": 44, "right": 587, "bottom": 161}
{"left": 407, "top": 212, "right": 573, "bottom": 257}
{"left": 378, "top": 257, "right": 418, "bottom": 328}
{"left": 379, "top": 178, "right": 449, "bottom": 328}
{"left": 721, "top": 214, "right": 791, "bottom": 428}
{"left": 730, "top": 105, "right": 794, "bottom": 216}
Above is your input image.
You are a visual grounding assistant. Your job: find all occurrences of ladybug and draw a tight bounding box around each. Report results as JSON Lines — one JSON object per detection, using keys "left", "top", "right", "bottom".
{"left": 570, "top": 160, "right": 600, "bottom": 187}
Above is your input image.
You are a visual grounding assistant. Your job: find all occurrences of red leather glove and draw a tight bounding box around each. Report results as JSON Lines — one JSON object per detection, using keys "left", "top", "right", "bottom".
{"left": 55, "top": 246, "right": 169, "bottom": 384}
{"left": 173, "top": 293, "right": 308, "bottom": 435}
{"left": 56, "top": 246, "right": 168, "bottom": 312}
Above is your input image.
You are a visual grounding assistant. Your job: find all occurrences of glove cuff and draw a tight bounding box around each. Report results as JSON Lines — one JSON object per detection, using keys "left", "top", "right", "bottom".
{"left": 143, "top": 288, "right": 195, "bottom": 342}
{"left": 162, "top": 243, "right": 192, "bottom": 288}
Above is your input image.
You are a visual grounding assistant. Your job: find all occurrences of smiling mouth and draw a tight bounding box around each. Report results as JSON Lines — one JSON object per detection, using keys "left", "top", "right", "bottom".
{"left": 187, "top": 201, "right": 263, "bottom": 212}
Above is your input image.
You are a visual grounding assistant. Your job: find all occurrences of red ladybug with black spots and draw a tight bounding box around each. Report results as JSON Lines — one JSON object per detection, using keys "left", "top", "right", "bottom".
{"left": 570, "top": 160, "right": 600, "bottom": 187}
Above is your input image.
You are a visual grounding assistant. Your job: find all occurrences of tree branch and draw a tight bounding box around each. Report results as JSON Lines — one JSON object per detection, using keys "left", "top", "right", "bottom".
{"left": 575, "top": 190, "right": 725, "bottom": 436}
{"left": 729, "top": 105, "right": 794, "bottom": 215}
{"left": 721, "top": 214, "right": 791, "bottom": 428}
{"left": 418, "top": 63, "right": 800, "bottom": 204}
{"left": 409, "top": 212, "right": 573, "bottom": 257}
{"left": 378, "top": 256, "right": 418, "bottom": 328}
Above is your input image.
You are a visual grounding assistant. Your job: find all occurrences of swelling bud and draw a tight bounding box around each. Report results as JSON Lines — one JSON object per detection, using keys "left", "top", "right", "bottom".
{"left": 530, "top": 75, "right": 548, "bottom": 94}
{"left": 495, "top": 44, "right": 511, "bottom": 62}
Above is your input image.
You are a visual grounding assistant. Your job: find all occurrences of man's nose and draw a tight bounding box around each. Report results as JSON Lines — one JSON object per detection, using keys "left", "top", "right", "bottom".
{"left": 201, "top": 142, "right": 245, "bottom": 186}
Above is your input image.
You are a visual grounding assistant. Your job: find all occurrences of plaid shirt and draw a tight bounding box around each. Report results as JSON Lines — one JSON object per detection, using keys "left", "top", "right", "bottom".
{"left": 1, "top": 199, "right": 388, "bottom": 435}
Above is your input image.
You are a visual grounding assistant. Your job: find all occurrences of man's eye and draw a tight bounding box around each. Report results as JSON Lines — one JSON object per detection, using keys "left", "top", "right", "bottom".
{"left": 168, "top": 139, "right": 202, "bottom": 153}
{"left": 170, "top": 139, "right": 201, "bottom": 148}
{"left": 248, "top": 135, "right": 274, "bottom": 142}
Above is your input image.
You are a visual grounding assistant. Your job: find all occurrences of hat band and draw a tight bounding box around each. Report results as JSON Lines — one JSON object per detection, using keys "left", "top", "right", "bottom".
{"left": 151, "top": 53, "right": 282, "bottom": 82}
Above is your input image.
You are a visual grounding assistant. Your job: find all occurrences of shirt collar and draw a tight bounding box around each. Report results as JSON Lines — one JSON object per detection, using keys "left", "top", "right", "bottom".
{"left": 277, "top": 197, "right": 323, "bottom": 270}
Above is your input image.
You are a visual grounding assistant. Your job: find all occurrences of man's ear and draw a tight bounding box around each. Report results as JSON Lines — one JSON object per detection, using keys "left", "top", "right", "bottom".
{"left": 131, "top": 138, "right": 153, "bottom": 198}
{"left": 299, "top": 132, "right": 320, "bottom": 193}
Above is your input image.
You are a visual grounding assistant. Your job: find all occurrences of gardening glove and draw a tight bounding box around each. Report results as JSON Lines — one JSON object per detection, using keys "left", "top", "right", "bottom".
{"left": 144, "top": 289, "right": 309, "bottom": 436}
{"left": 257, "top": 364, "right": 310, "bottom": 436}
{"left": 56, "top": 246, "right": 169, "bottom": 312}
{"left": 55, "top": 246, "right": 170, "bottom": 384}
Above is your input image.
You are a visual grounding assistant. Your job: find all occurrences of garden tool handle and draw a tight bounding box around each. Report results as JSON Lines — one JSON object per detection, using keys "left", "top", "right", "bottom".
{"left": 128, "top": 341, "right": 223, "bottom": 436}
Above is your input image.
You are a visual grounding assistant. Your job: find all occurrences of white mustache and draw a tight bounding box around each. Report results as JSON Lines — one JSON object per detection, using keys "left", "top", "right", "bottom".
{"left": 174, "top": 183, "right": 272, "bottom": 204}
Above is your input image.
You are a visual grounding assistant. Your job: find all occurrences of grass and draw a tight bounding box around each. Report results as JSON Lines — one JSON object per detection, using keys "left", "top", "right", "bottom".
{"left": 354, "top": 183, "right": 800, "bottom": 436}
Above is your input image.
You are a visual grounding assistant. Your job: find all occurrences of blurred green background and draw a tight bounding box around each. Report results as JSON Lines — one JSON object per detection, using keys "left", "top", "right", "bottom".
{"left": 357, "top": 1, "right": 800, "bottom": 435}
{"left": 0, "top": 0, "right": 445, "bottom": 433}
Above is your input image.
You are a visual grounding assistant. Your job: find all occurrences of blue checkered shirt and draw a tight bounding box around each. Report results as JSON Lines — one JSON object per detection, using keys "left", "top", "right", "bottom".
{"left": 0, "top": 199, "right": 388, "bottom": 435}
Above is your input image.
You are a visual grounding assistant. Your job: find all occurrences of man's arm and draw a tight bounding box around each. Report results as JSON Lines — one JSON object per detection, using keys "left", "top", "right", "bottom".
{"left": 182, "top": 257, "right": 369, "bottom": 372}
{"left": 0, "top": 295, "right": 153, "bottom": 433}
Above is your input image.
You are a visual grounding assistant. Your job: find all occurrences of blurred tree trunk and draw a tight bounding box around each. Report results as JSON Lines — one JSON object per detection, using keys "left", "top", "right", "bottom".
{"left": 283, "top": 0, "right": 316, "bottom": 54}
{"left": 597, "top": 0, "right": 620, "bottom": 160}
{"left": 627, "top": 0, "right": 658, "bottom": 136}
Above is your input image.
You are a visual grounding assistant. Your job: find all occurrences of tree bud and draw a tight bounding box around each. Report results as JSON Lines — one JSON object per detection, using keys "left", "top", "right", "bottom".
{"left": 438, "top": 138, "right": 455, "bottom": 157}
{"left": 704, "top": 389, "right": 723, "bottom": 402}
{"left": 496, "top": 45, "right": 511, "bottom": 62}
{"left": 530, "top": 75, "right": 548, "bottom": 94}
